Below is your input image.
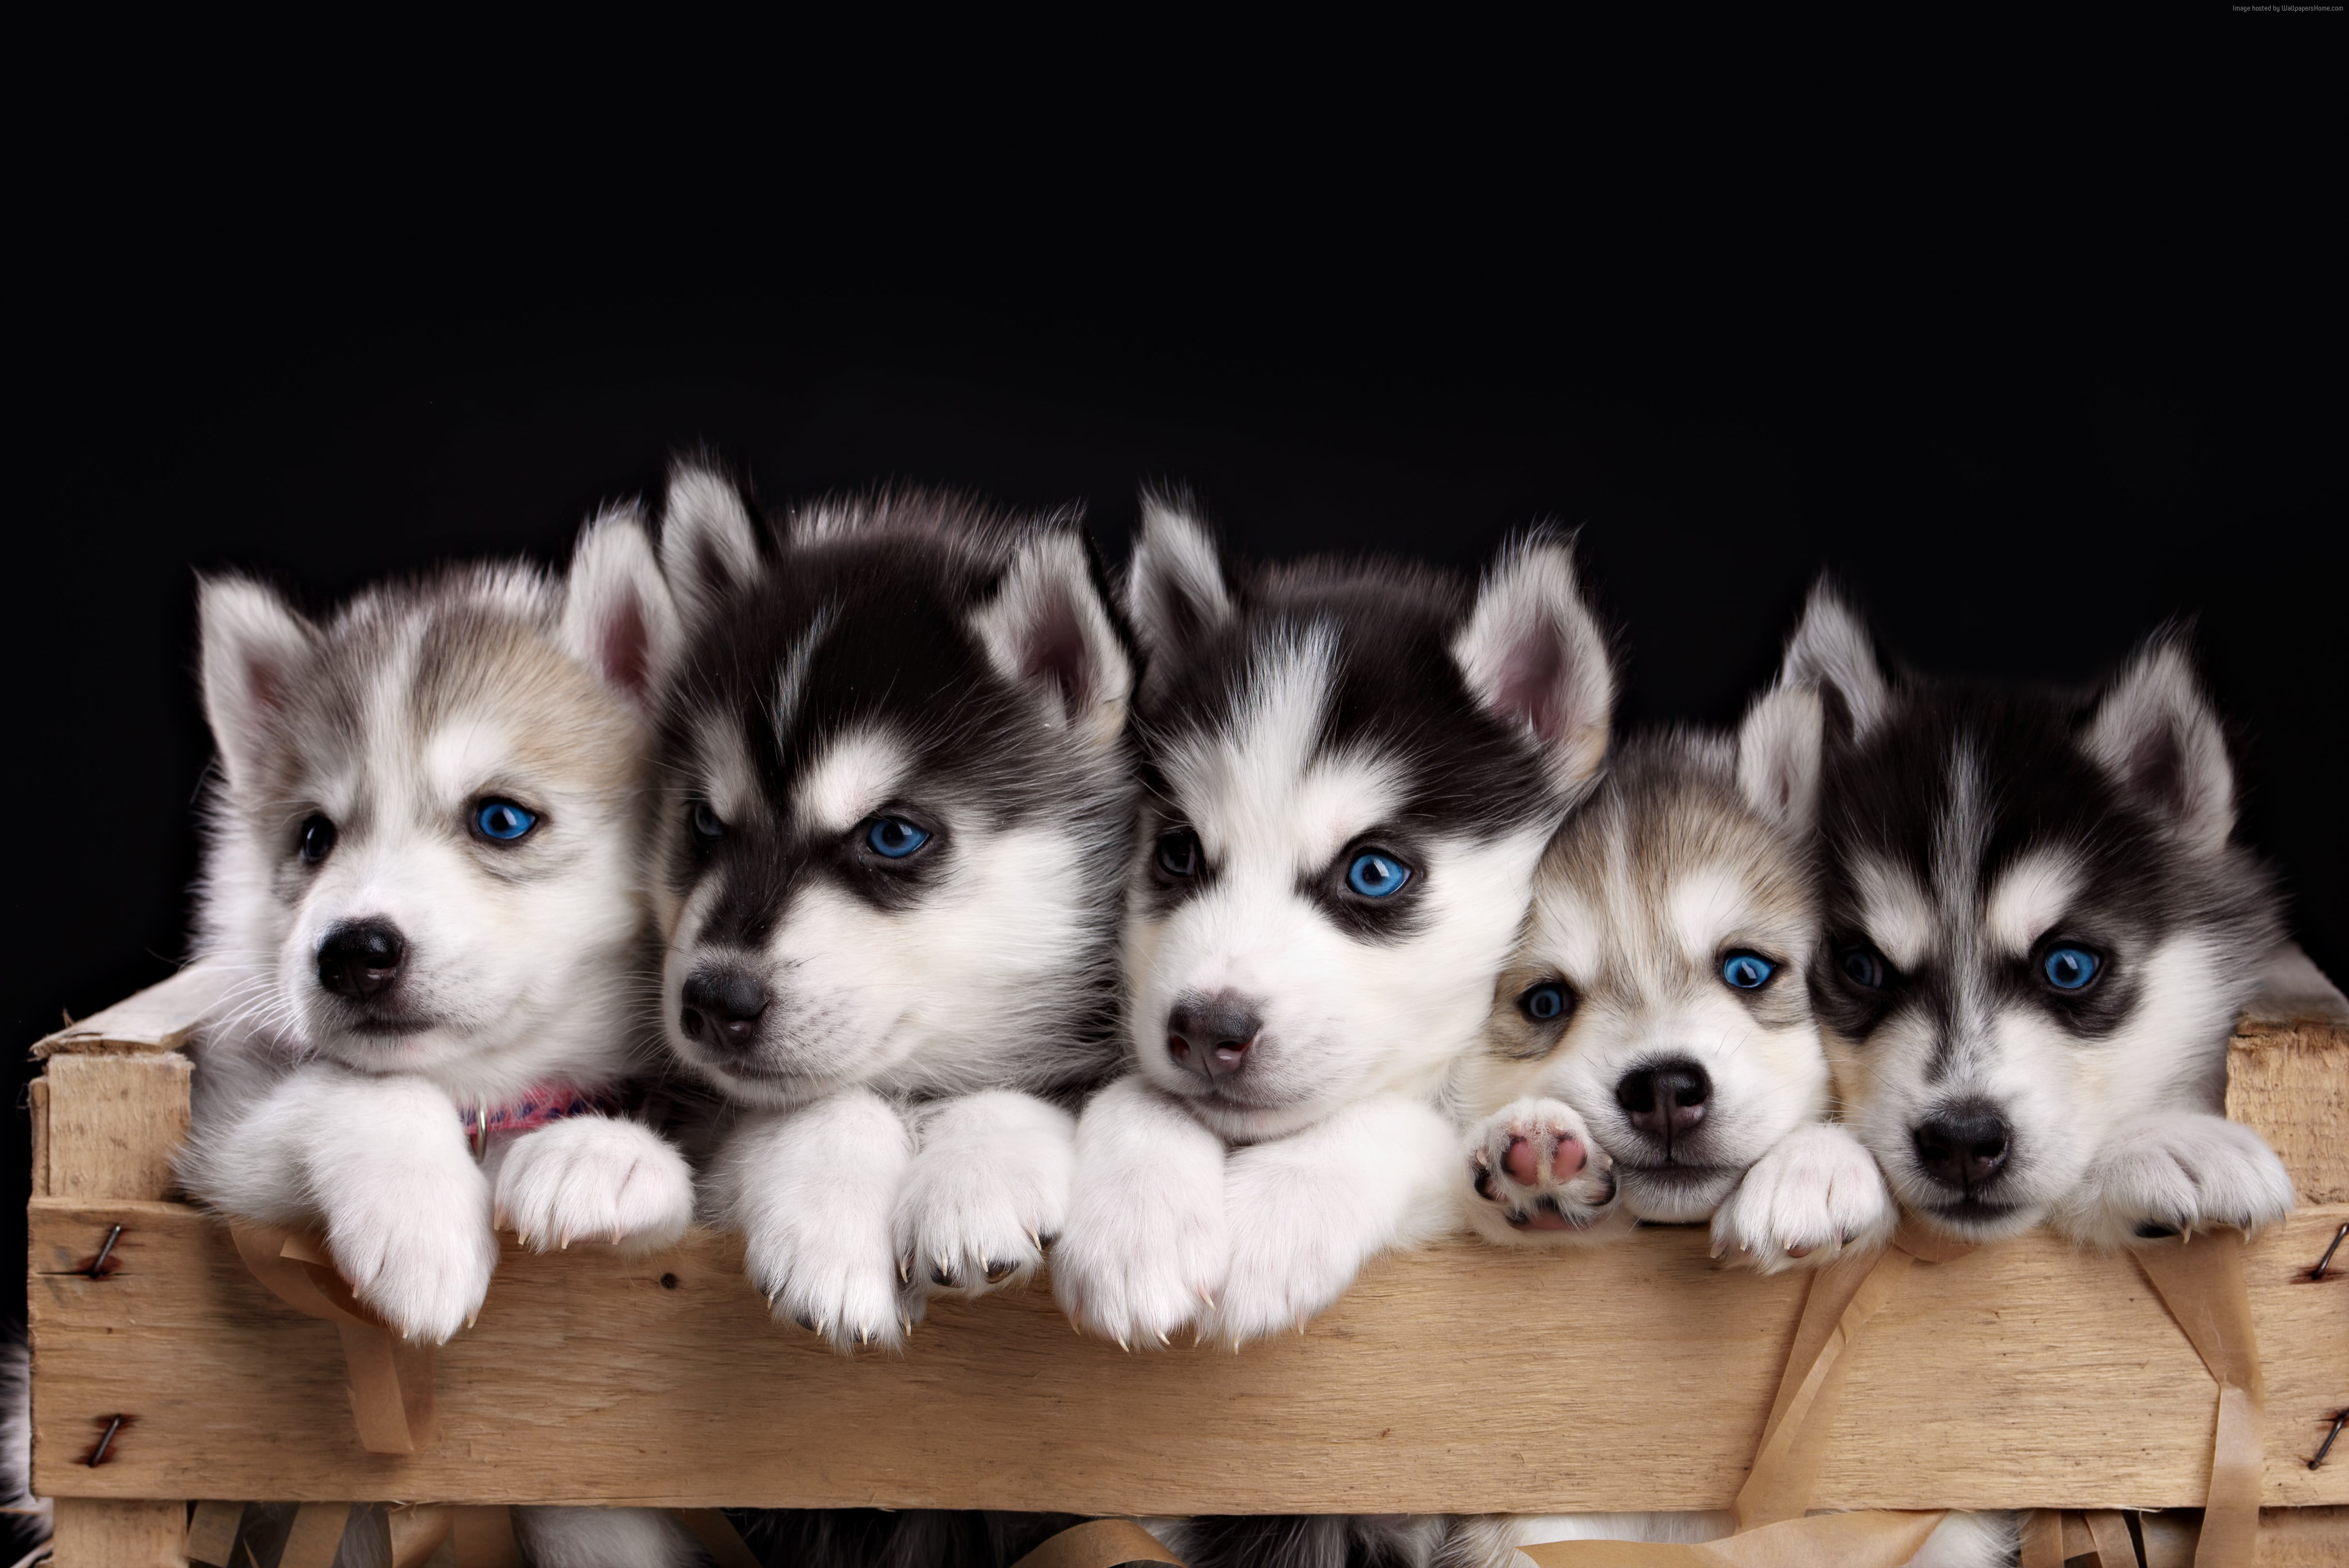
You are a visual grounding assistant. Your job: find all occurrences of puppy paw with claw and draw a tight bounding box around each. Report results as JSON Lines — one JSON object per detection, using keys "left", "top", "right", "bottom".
{"left": 1462, "top": 1097, "right": 1625, "bottom": 1249}
{"left": 1051, "top": 1080, "right": 1230, "bottom": 1349}
{"left": 894, "top": 1090, "right": 1074, "bottom": 1306}
{"left": 1710, "top": 1121, "right": 1894, "bottom": 1272}
{"left": 495, "top": 1114, "right": 695, "bottom": 1256}
{"left": 2065, "top": 1111, "right": 2297, "bottom": 1250}
{"left": 323, "top": 1172, "right": 501, "bottom": 1343}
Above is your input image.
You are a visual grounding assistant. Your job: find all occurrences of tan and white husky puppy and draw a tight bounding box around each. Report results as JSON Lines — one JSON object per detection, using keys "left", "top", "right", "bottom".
{"left": 1455, "top": 697, "right": 1894, "bottom": 1270}
{"left": 176, "top": 512, "right": 701, "bottom": 1568}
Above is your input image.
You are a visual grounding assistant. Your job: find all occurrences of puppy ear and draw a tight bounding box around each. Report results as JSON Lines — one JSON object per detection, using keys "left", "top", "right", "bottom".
{"left": 1127, "top": 490, "right": 1234, "bottom": 674}
{"left": 562, "top": 503, "right": 680, "bottom": 714}
{"left": 971, "top": 529, "right": 1135, "bottom": 748}
{"left": 1452, "top": 535, "right": 1615, "bottom": 794}
{"left": 2080, "top": 635, "right": 2236, "bottom": 855}
{"left": 1735, "top": 684, "right": 1824, "bottom": 832}
{"left": 658, "top": 458, "right": 761, "bottom": 633}
{"left": 1779, "top": 582, "right": 1890, "bottom": 744}
{"left": 198, "top": 575, "right": 316, "bottom": 791}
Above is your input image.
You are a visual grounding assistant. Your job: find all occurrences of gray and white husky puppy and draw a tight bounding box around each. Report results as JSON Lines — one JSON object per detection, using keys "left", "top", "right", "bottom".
{"left": 175, "top": 512, "right": 703, "bottom": 1568}
{"left": 646, "top": 463, "right": 1135, "bottom": 1353}
{"left": 1053, "top": 500, "right": 1614, "bottom": 1353}
{"left": 1779, "top": 588, "right": 2294, "bottom": 1249}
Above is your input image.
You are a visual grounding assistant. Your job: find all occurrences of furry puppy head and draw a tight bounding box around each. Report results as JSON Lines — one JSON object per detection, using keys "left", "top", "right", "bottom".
{"left": 1465, "top": 699, "right": 1828, "bottom": 1222}
{"left": 652, "top": 465, "right": 1135, "bottom": 1108}
{"left": 195, "top": 511, "right": 677, "bottom": 1097}
{"left": 1120, "top": 498, "right": 1614, "bottom": 1142}
{"left": 1780, "top": 588, "right": 2284, "bottom": 1240}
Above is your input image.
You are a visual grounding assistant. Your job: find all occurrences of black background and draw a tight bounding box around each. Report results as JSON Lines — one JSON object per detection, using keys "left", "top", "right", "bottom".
{"left": 9, "top": 250, "right": 2343, "bottom": 1313}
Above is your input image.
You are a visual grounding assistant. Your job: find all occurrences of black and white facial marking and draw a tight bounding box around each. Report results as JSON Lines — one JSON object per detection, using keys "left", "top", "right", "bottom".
{"left": 1462, "top": 701, "right": 1828, "bottom": 1222}
{"left": 193, "top": 511, "right": 678, "bottom": 1097}
{"left": 1782, "top": 589, "right": 2285, "bottom": 1240}
{"left": 651, "top": 467, "right": 1136, "bottom": 1109}
{"left": 1120, "top": 498, "right": 1615, "bottom": 1142}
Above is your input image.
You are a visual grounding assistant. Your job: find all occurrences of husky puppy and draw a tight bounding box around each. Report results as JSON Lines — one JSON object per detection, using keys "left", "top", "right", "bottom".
{"left": 173, "top": 513, "right": 702, "bottom": 1567}
{"left": 1456, "top": 706, "right": 1894, "bottom": 1269}
{"left": 1776, "top": 589, "right": 2294, "bottom": 1248}
{"left": 1427, "top": 707, "right": 1935, "bottom": 1568}
{"left": 647, "top": 464, "right": 1134, "bottom": 1351}
{"left": 1053, "top": 499, "right": 1614, "bottom": 1354}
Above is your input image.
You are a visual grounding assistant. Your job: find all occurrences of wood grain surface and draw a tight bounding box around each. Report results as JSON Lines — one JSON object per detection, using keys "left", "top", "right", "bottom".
{"left": 29, "top": 1197, "right": 2349, "bottom": 1514}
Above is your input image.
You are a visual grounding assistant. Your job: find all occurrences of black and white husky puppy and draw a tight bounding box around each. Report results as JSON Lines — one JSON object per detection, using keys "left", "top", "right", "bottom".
{"left": 1053, "top": 500, "right": 1614, "bottom": 1353}
{"left": 175, "top": 513, "right": 702, "bottom": 1568}
{"left": 647, "top": 464, "right": 1135, "bottom": 1352}
{"left": 1778, "top": 589, "right": 2295, "bottom": 1249}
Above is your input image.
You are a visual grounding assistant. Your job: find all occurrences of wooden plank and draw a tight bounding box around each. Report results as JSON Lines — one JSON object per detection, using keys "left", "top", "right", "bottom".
{"left": 29, "top": 1074, "right": 50, "bottom": 1199}
{"left": 27, "top": 1198, "right": 2349, "bottom": 1515}
{"left": 2229, "top": 945, "right": 2349, "bottom": 1204}
{"left": 42, "top": 1054, "right": 192, "bottom": 1201}
{"left": 50, "top": 1497, "right": 188, "bottom": 1567}
{"left": 32, "top": 963, "right": 226, "bottom": 1058}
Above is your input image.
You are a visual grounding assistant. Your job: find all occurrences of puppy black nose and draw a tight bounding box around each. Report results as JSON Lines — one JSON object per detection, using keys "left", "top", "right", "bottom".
{"left": 1615, "top": 1059, "right": 1711, "bottom": 1144}
{"left": 316, "top": 921, "right": 406, "bottom": 999}
{"left": 680, "top": 969, "right": 769, "bottom": 1050}
{"left": 1912, "top": 1104, "right": 2013, "bottom": 1190}
{"left": 1165, "top": 992, "right": 1264, "bottom": 1082}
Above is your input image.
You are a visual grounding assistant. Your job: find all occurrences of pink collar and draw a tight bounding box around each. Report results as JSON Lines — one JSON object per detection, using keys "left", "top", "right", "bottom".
{"left": 460, "top": 1085, "right": 621, "bottom": 1157}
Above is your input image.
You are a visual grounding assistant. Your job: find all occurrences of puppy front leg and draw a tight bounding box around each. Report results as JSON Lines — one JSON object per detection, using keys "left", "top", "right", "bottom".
{"left": 2058, "top": 1110, "right": 2297, "bottom": 1250}
{"left": 894, "top": 1089, "right": 1074, "bottom": 1305}
{"left": 717, "top": 1088, "right": 912, "bottom": 1353}
{"left": 1709, "top": 1121, "right": 1896, "bottom": 1272}
{"left": 1051, "top": 1075, "right": 1230, "bottom": 1348}
{"left": 1209, "top": 1094, "right": 1457, "bottom": 1346}
{"left": 213, "top": 1068, "right": 498, "bottom": 1343}
{"left": 493, "top": 1115, "right": 696, "bottom": 1256}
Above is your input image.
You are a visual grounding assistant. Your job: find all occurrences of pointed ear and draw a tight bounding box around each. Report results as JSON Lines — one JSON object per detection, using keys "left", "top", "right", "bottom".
{"left": 1735, "top": 684, "right": 1824, "bottom": 832}
{"left": 657, "top": 458, "right": 762, "bottom": 633}
{"left": 562, "top": 504, "right": 679, "bottom": 714}
{"left": 1779, "top": 582, "right": 1891, "bottom": 745}
{"left": 1126, "top": 490, "right": 1233, "bottom": 675}
{"left": 971, "top": 530, "right": 1135, "bottom": 748}
{"left": 1451, "top": 536, "right": 1615, "bottom": 793}
{"left": 198, "top": 575, "right": 316, "bottom": 790}
{"left": 2080, "top": 636, "right": 2236, "bottom": 854}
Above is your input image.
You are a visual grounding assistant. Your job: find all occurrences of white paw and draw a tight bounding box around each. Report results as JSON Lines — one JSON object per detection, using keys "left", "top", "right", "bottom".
{"left": 1051, "top": 1083, "right": 1229, "bottom": 1349}
{"left": 495, "top": 1116, "right": 695, "bottom": 1256}
{"left": 744, "top": 1203, "right": 906, "bottom": 1354}
{"left": 1710, "top": 1122, "right": 1896, "bottom": 1273}
{"left": 894, "top": 1091, "right": 1074, "bottom": 1301}
{"left": 322, "top": 1172, "right": 499, "bottom": 1344}
{"left": 1461, "top": 1097, "right": 1623, "bottom": 1249}
{"left": 2071, "top": 1112, "right": 2297, "bottom": 1248}
{"left": 722, "top": 1094, "right": 912, "bottom": 1354}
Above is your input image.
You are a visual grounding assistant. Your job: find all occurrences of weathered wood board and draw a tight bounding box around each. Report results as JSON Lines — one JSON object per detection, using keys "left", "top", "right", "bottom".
{"left": 29, "top": 1196, "right": 2349, "bottom": 1515}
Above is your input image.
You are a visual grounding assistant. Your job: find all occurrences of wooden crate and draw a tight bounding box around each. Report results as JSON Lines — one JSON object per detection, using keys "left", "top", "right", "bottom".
{"left": 25, "top": 960, "right": 2349, "bottom": 1565}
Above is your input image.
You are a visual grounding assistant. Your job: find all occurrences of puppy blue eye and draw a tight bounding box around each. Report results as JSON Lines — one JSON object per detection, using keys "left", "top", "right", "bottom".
{"left": 1346, "top": 851, "right": 1411, "bottom": 898}
{"left": 1721, "top": 952, "right": 1776, "bottom": 989}
{"left": 1519, "top": 982, "right": 1572, "bottom": 1022}
{"left": 2043, "top": 946, "right": 2100, "bottom": 991}
{"left": 475, "top": 800, "right": 537, "bottom": 842}
{"left": 866, "top": 817, "right": 931, "bottom": 859}
{"left": 299, "top": 814, "right": 336, "bottom": 865}
{"left": 693, "top": 802, "right": 725, "bottom": 839}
